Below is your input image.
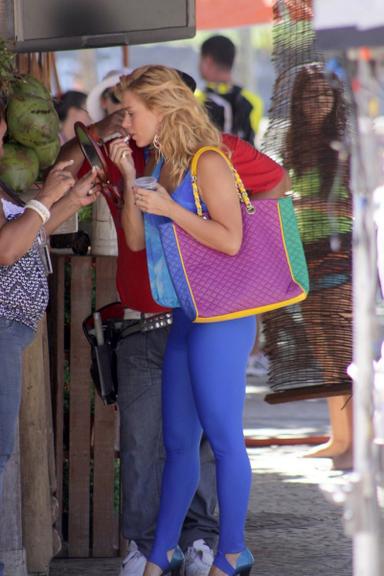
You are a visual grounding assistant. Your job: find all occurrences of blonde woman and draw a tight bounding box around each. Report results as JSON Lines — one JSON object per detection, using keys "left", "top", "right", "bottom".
{"left": 109, "top": 66, "right": 257, "bottom": 576}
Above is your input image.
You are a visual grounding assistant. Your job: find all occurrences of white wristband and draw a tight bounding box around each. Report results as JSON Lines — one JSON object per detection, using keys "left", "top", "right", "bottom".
{"left": 25, "top": 199, "right": 51, "bottom": 225}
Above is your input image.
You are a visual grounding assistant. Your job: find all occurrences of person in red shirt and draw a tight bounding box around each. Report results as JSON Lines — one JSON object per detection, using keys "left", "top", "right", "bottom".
{"left": 58, "top": 72, "right": 288, "bottom": 576}
{"left": 77, "top": 131, "right": 286, "bottom": 315}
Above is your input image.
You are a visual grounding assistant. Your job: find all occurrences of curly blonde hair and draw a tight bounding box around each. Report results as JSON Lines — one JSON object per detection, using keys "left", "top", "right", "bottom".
{"left": 116, "top": 65, "right": 222, "bottom": 183}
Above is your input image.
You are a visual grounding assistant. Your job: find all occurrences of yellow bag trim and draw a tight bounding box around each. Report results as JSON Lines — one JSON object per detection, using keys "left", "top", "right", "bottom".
{"left": 190, "top": 146, "right": 254, "bottom": 216}
{"left": 193, "top": 291, "right": 308, "bottom": 323}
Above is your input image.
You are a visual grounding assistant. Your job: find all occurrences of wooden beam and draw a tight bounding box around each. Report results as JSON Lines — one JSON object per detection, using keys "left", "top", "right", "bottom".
{"left": 68, "top": 257, "right": 92, "bottom": 557}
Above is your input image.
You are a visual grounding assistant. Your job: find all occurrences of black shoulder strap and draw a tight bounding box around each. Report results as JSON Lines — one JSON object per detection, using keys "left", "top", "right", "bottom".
{"left": 0, "top": 179, "right": 25, "bottom": 206}
{"left": 231, "top": 85, "right": 243, "bottom": 99}
{"left": 231, "top": 86, "right": 246, "bottom": 131}
{"left": 230, "top": 86, "right": 254, "bottom": 143}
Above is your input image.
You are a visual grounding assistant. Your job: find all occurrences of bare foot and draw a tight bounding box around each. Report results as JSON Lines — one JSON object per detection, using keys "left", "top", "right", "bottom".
{"left": 332, "top": 448, "right": 353, "bottom": 471}
{"left": 303, "top": 439, "right": 351, "bottom": 458}
{"left": 303, "top": 395, "right": 353, "bottom": 459}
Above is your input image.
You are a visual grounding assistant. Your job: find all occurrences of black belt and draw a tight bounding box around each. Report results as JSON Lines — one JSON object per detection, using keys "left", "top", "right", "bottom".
{"left": 119, "top": 312, "right": 173, "bottom": 339}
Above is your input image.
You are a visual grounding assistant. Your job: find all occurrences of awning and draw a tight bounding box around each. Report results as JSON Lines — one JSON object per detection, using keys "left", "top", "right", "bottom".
{"left": 196, "top": 0, "right": 273, "bottom": 29}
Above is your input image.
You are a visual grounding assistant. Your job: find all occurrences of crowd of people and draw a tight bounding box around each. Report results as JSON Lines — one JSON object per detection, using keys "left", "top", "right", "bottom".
{"left": 0, "top": 34, "right": 354, "bottom": 576}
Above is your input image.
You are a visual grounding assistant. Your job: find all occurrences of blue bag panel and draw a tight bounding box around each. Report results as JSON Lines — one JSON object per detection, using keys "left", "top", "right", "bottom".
{"left": 144, "top": 213, "right": 180, "bottom": 308}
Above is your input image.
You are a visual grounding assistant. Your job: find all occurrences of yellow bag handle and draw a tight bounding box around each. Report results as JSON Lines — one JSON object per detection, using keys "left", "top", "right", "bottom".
{"left": 190, "top": 146, "right": 255, "bottom": 217}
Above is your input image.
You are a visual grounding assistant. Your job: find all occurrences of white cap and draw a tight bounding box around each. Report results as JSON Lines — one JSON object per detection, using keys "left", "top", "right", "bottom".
{"left": 86, "top": 67, "right": 132, "bottom": 123}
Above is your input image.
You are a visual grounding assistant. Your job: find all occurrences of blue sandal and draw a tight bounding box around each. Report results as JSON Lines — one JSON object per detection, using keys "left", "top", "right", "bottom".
{"left": 149, "top": 546, "right": 185, "bottom": 576}
{"left": 213, "top": 549, "right": 254, "bottom": 576}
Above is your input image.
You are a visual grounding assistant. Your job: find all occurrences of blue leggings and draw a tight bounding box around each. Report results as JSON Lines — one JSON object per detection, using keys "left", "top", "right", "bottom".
{"left": 149, "top": 309, "right": 256, "bottom": 568}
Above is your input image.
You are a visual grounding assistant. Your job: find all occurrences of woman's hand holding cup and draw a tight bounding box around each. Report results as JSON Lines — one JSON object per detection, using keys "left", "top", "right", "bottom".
{"left": 134, "top": 176, "right": 158, "bottom": 191}
{"left": 134, "top": 179, "right": 175, "bottom": 217}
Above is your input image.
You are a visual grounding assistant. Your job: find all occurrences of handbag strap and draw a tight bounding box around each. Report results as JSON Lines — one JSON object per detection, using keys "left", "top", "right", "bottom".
{"left": 190, "top": 146, "right": 255, "bottom": 217}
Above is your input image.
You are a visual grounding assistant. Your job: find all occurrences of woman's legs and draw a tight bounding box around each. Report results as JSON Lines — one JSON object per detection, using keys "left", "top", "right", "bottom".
{"left": 147, "top": 312, "right": 255, "bottom": 575}
{"left": 331, "top": 396, "right": 353, "bottom": 470}
{"left": 148, "top": 311, "right": 204, "bottom": 571}
{"left": 0, "top": 319, "right": 34, "bottom": 499}
{"left": 304, "top": 394, "right": 353, "bottom": 459}
{"left": 0, "top": 319, "right": 34, "bottom": 576}
{"left": 188, "top": 316, "right": 255, "bottom": 564}
{"left": 301, "top": 284, "right": 353, "bottom": 461}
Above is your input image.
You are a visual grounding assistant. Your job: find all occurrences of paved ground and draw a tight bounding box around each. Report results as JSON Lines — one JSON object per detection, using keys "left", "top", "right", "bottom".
{"left": 50, "top": 378, "right": 353, "bottom": 575}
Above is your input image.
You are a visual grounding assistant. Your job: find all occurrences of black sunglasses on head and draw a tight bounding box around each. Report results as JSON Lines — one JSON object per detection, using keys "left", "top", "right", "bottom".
{"left": 102, "top": 88, "right": 121, "bottom": 105}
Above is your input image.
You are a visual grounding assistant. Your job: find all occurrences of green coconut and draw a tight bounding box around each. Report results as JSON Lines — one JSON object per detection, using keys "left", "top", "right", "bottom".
{"left": 7, "top": 94, "right": 60, "bottom": 148}
{"left": 33, "top": 137, "right": 61, "bottom": 170}
{"left": 11, "top": 74, "right": 51, "bottom": 101}
{"left": 0, "top": 142, "right": 39, "bottom": 192}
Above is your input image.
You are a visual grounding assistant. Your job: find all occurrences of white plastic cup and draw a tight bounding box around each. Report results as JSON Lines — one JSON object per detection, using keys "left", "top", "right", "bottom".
{"left": 134, "top": 176, "right": 158, "bottom": 190}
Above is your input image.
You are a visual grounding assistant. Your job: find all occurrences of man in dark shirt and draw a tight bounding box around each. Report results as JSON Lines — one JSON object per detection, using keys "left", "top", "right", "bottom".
{"left": 197, "top": 35, "right": 263, "bottom": 145}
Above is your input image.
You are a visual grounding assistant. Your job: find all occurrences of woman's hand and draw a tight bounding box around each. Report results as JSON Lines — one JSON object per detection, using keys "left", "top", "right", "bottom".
{"left": 67, "top": 167, "right": 102, "bottom": 207}
{"left": 109, "top": 137, "right": 136, "bottom": 184}
{"left": 45, "top": 167, "right": 102, "bottom": 235}
{"left": 37, "top": 160, "right": 76, "bottom": 208}
{"left": 134, "top": 184, "right": 175, "bottom": 217}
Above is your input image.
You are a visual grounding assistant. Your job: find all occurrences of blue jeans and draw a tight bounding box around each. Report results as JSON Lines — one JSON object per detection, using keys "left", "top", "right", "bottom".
{"left": 116, "top": 325, "right": 218, "bottom": 557}
{"left": 0, "top": 317, "right": 35, "bottom": 576}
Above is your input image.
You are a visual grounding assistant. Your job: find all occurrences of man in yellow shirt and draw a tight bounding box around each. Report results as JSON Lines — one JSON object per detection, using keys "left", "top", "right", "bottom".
{"left": 197, "top": 35, "right": 263, "bottom": 145}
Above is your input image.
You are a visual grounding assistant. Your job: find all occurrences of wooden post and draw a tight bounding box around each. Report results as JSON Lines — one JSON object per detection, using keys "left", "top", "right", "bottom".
{"left": 19, "top": 320, "right": 54, "bottom": 575}
{"left": 0, "top": 428, "right": 28, "bottom": 576}
{"left": 92, "top": 256, "right": 118, "bottom": 556}
{"left": 42, "top": 314, "right": 62, "bottom": 558}
{"left": 122, "top": 45, "right": 129, "bottom": 68}
{"left": 68, "top": 257, "right": 92, "bottom": 557}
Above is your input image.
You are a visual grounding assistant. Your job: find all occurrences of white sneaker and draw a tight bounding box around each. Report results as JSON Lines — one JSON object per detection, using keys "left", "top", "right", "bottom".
{"left": 119, "top": 540, "right": 147, "bottom": 576}
{"left": 184, "top": 539, "right": 214, "bottom": 576}
{"left": 246, "top": 352, "right": 269, "bottom": 377}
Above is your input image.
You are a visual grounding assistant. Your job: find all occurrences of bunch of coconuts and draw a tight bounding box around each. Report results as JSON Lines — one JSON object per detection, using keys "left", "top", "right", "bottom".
{"left": 0, "top": 74, "right": 60, "bottom": 193}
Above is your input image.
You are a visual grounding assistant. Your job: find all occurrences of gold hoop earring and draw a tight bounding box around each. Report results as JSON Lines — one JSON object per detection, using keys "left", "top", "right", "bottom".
{"left": 152, "top": 134, "right": 162, "bottom": 161}
{"left": 153, "top": 134, "right": 161, "bottom": 151}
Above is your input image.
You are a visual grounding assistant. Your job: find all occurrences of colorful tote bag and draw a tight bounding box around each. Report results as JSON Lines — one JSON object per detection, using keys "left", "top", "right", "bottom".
{"left": 159, "top": 146, "right": 309, "bottom": 323}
